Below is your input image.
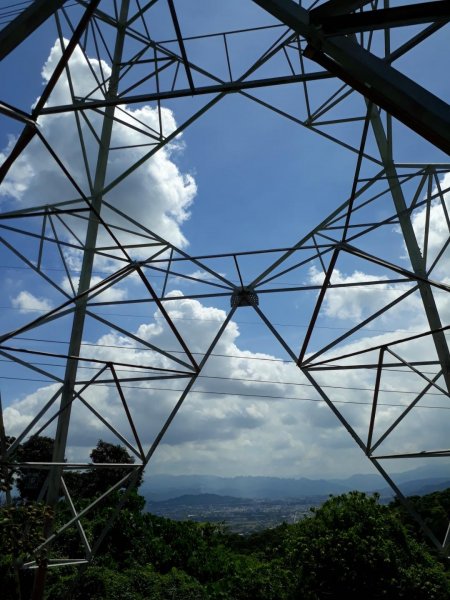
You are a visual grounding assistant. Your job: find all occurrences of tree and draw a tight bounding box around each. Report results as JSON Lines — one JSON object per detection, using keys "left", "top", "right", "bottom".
{"left": 0, "top": 502, "right": 53, "bottom": 599}
{"left": 284, "top": 491, "right": 450, "bottom": 600}
{"left": 87, "top": 439, "right": 143, "bottom": 496}
{"left": 66, "top": 440, "right": 142, "bottom": 500}
{"left": 0, "top": 436, "right": 55, "bottom": 599}
{"left": 391, "top": 488, "right": 450, "bottom": 546}
{"left": 46, "top": 565, "right": 209, "bottom": 600}
{"left": 0, "top": 435, "right": 16, "bottom": 500}
{"left": 15, "top": 436, "right": 54, "bottom": 502}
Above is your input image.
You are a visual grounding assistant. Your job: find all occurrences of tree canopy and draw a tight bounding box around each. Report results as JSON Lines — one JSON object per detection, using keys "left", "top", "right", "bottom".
{"left": 66, "top": 439, "right": 143, "bottom": 500}
{"left": 283, "top": 491, "right": 450, "bottom": 600}
{"left": 44, "top": 489, "right": 450, "bottom": 600}
{"left": 1, "top": 439, "right": 449, "bottom": 600}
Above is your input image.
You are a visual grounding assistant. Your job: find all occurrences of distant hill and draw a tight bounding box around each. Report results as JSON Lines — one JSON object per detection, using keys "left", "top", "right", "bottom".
{"left": 141, "top": 474, "right": 347, "bottom": 501}
{"left": 378, "top": 478, "right": 450, "bottom": 498}
{"left": 141, "top": 465, "right": 450, "bottom": 502}
{"left": 150, "top": 493, "right": 250, "bottom": 507}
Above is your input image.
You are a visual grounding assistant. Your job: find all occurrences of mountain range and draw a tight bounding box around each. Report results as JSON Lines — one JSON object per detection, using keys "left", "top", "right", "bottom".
{"left": 141, "top": 464, "right": 450, "bottom": 502}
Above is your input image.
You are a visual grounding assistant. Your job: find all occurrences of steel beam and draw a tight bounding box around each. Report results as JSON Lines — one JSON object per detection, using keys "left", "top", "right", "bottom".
{"left": 367, "top": 104, "right": 450, "bottom": 392}
{"left": 310, "top": 0, "right": 373, "bottom": 18}
{"left": 252, "top": 0, "right": 450, "bottom": 154}
{"left": 45, "top": 1, "right": 131, "bottom": 505}
{"left": 39, "top": 72, "right": 333, "bottom": 114}
{"left": 0, "top": 0, "right": 67, "bottom": 61}
{"left": 0, "top": 101, "right": 34, "bottom": 125}
{"left": 31, "top": 3, "right": 131, "bottom": 598}
{"left": 314, "top": 2, "right": 450, "bottom": 35}
{"left": 0, "top": 0, "right": 102, "bottom": 186}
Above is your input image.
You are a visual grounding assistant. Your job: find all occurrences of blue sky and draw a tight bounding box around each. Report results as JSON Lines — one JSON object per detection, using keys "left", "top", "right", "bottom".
{"left": 1, "top": 1, "right": 450, "bottom": 487}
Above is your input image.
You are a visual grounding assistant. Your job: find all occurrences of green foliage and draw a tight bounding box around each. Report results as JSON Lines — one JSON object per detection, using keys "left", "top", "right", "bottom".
{"left": 3, "top": 439, "right": 450, "bottom": 600}
{"left": 0, "top": 503, "right": 54, "bottom": 600}
{"left": 45, "top": 565, "right": 208, "bottom": 600}
{"left": 15, "top": 435, "right": 54, "bottom": 502}
{"left": 88, "top": 440, "right": 142, "bottom": 493}
{"left": 0, "top": 435, "right": 55, "bottom": 503}
{"left": 41, "top": 488, "right": 450, "bottom": 600}
{"left": 227, "top": 521, "right": 290, "bottom": 559}
{"left": 0, "top": 553, "right": 33, "bottom": 600}
{"left": 284, "top": 491, "right": 450, "bottom": 600}
{"left": 0, "top": 435, "right": 16, "bottom": 495}
{"left": 0, "top": 555, "right": 18, "bottom": 600}
{"left": 208, "top": 555, "right": 294, "bottom": 600}
{"left": 0, "top": 502, "right": 53, "bottom": 558}
{"left": 391, "top": 488, "right": 450, "bottom": 545}
{"left": 65, "top": 439, "right": 143, "bottom": 501}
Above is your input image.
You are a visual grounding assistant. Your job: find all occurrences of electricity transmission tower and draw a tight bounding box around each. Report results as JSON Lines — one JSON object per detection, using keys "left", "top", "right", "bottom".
{"left": 1, "top": 0, "right": 450, "bottom": 590}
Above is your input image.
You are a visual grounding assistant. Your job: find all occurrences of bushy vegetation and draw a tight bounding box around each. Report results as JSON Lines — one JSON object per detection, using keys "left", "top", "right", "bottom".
{"left": 1, "top": 438, "right": 449, "bottom": 599}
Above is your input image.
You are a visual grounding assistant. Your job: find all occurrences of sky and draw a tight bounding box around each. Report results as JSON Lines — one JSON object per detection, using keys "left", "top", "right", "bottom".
{"left": 0, "top": 0, "right": 450, "bottom": 489}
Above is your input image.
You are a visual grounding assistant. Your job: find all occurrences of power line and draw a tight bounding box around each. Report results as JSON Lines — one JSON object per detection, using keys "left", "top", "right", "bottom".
{"left": 9, "top": 335, "right": 295, "bottom": 362}
{"left": 0, "top": 356, "right": 446, "bottom": 397}
{"left": 0, "top": 262, "right": 432, "bottom": 292}
{"left": 0, "top": 305, "right": 423, "bottom": 334}
{"left": 0, "top": 374, "right": 449, "bottom": 410}
{"left": 5, "top": 335, "right": 445, "bottom": 371}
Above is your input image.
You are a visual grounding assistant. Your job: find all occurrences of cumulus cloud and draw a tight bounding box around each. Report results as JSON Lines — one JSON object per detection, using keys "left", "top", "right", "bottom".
{"left": 0, "top": 39, "right": 197, "bottom": 250}
{"left": 308, "top": 265, "right": 419, "bottom": 323}
{"left": 3, "top": 383, "right": 61, "bottom": 434}
{"left": 0, "top": 294, "right": 338, "bottom": 472}
{"left": 4, "top": 290, "right": 448, "bottom": 479}
{"left": 1, "top": 38, "right": 449, "bottom": 483}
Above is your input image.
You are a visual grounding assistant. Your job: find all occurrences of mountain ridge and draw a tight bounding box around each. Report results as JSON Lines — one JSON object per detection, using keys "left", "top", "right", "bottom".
{"left": 142, "top": 464, "right": 450, "bottom": 501}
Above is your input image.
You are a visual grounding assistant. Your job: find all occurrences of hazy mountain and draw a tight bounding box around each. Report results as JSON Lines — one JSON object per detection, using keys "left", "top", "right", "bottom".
{"left": 142, "top": 464, "right": 450, "bottom": 502}
{"left": 141, "top": 474, "right": 346, "bottom": 501}
{"left": 377, "top": 478, "right": 450, "bottom": 498}
{"left": 150, "top": 493, "right": 251, "bottom": 508}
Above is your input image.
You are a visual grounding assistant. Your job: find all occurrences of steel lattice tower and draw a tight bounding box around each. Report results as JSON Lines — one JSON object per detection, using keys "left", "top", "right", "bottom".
{"left": 1, "top": 1, "right": 450, "bottom": 593}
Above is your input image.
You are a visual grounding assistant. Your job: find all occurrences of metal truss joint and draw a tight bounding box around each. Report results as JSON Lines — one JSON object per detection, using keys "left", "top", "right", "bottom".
{"left": 230, "top": 287, "right": 259, "bottom": 308}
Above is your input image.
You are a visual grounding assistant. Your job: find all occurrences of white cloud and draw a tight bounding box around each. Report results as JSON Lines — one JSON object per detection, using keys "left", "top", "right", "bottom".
{"left": 308, "top": 265, "right": 419, "bottom": 322}
{"left": 61, "top": 274, "right": 128, "bottom": 302}
{"left": 409, "top": 172, "right": 450, "bottom": 275}
{"left": 0, "top": 39, "right": 197, "bottom": 250}
{"left": 1, "top": 294, "right": 341, "bottom": 474}
{"left": 3, "top": 383, "right": 61, "bottom": 434}
{"left": 1, "top": 39, "right": 449, "bottom": 484}
{"left": 11, "top": 290, "right": 53, "bottom": 313}
{"left": 182, "top": 269, "right": 228, "bottom": 282}
{"left": 4, "top": 290, "right": 448, "bottom": 479}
